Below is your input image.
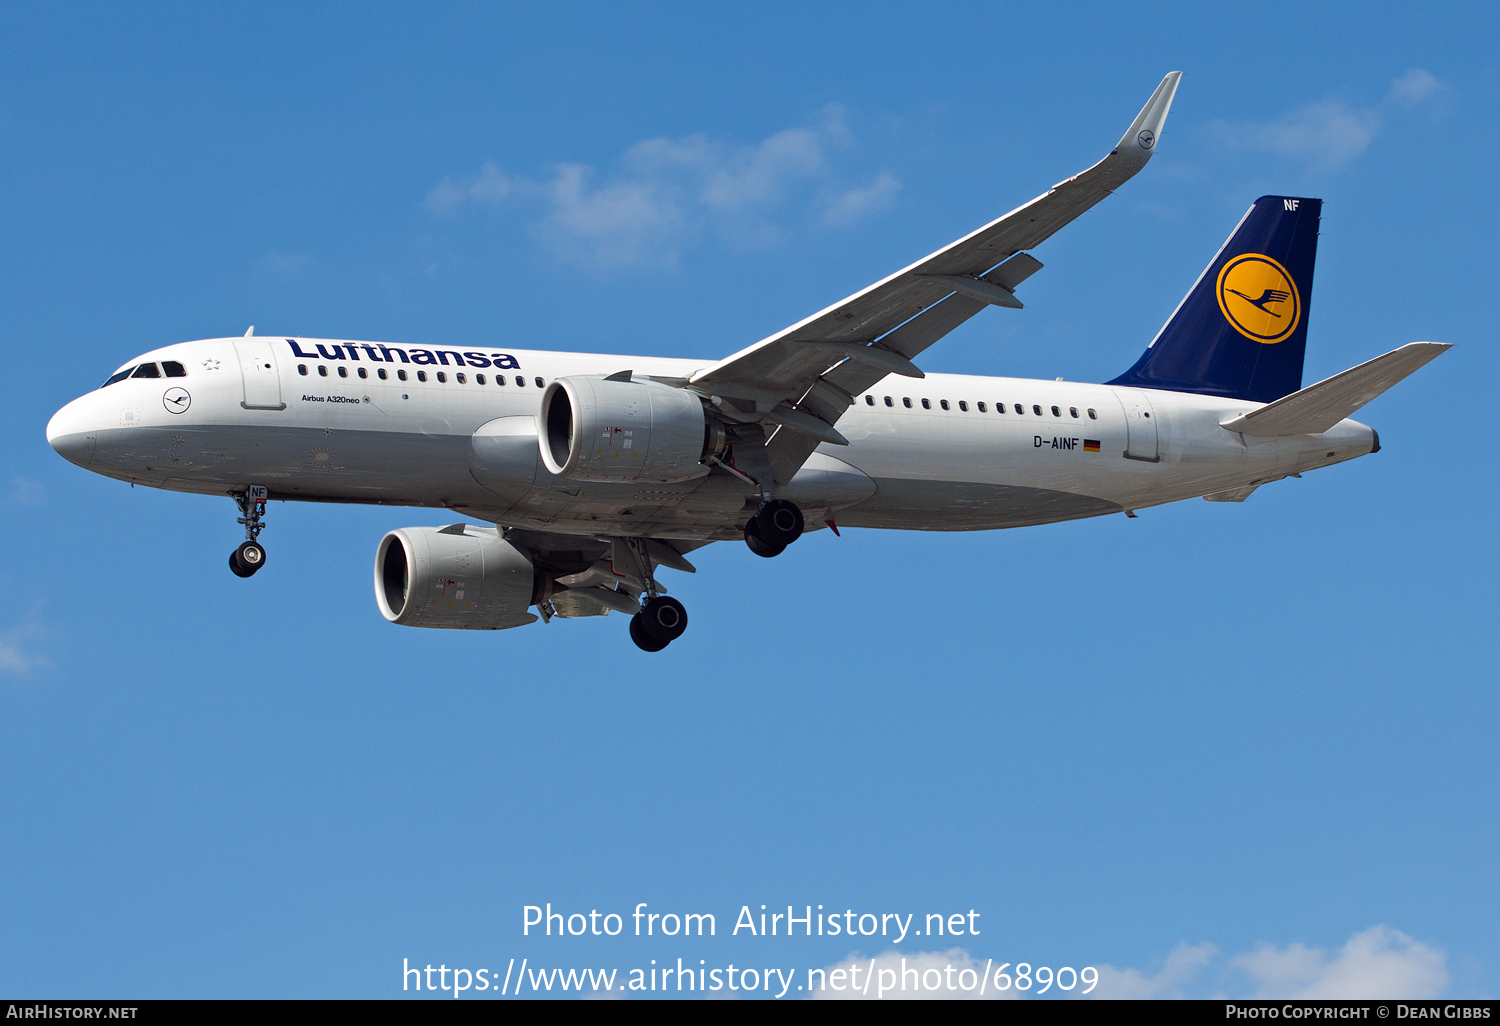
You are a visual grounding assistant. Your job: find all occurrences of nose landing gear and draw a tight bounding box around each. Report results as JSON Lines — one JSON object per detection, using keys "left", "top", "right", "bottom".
{"left": 744, "top": 499, "right": 804, "bottom": 557}
{"left": 229, "top": 487, "right": 269, "bottom": 578}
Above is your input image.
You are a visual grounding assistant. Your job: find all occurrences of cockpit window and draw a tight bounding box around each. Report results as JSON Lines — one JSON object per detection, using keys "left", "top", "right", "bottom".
{"left": 131, "top": 363, "right": 162, "bottom": 379}
{"left": 102, "top": 367, "right": 136, "bottom": 387}
{"left": 162, "top": 361, "right": 187, "bottom": 377}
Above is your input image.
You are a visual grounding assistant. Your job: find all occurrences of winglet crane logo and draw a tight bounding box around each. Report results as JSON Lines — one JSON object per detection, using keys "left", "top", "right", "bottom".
{"left": 1216, "top": 253, "right": 1301, "bottom": 344}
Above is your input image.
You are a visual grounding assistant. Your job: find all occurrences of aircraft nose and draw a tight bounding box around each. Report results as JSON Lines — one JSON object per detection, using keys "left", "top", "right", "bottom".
{"left": 47, "top": 397, "right": 98, "bottom": 468}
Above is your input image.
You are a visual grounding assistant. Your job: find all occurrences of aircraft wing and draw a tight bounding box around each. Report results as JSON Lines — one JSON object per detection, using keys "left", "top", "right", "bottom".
{"left": 689, "top": 71, "right": 1181, "bottom": 485}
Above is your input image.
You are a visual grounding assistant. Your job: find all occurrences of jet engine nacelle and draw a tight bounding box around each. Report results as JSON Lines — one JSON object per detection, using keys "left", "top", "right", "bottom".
{"left": 539, "top": 375, "right": 725, "bottom": 483}
{"left": 374, "top": 525, "right": 539, "bottom": 630}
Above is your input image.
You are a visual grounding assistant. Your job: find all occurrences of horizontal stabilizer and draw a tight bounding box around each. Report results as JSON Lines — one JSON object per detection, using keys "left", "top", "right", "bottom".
{"left": 1220, "top": 342, "right": 1450, "bottom": 436}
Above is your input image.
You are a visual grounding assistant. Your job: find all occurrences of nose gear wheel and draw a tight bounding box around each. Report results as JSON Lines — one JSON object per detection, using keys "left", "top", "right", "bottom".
{"left": 230, "top": 540, "right": 267, "bottom": 577}
{"left": 229, "top": 488, "right": 269, "bottom": 578}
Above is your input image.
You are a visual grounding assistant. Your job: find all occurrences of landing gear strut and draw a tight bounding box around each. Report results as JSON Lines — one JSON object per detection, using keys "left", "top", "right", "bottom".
{"left": 623, "top": 538, "right": 690, "bottom": 652}
{"left": 744, "top": 499, "right": 804, "bottom": 558}
{"left": 229, "top": 487, "right": 269, "bottom": 578}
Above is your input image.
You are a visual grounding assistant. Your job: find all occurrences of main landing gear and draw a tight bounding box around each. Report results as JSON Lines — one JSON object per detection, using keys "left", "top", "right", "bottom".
{"left": 229, "top": 487, "right": 269, "bottom": 578}
{"left": 743, "top": 499, "right": 804, "bottom": 558}
{"left": 620, "top": 537, "right": 690, "bottom": 653}
{"left": 629, "top": 595, "right": 688, "bottom": 652}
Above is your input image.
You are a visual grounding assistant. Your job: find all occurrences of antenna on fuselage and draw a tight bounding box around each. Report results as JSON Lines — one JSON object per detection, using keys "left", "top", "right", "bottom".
{"left": 243, "top": 326, "right": 254, "bottom": 337}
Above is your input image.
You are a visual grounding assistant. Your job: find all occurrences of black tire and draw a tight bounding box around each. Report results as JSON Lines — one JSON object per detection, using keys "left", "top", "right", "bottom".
{"left": 233, "top": 541, "right": 267, "bottom": 576}
{"left": 638, "top": 595, "right": 688, "bottom": 643}
{"left": 744, "top": 520, "right": 786, "bottom": 558}
{"left": 229, "top": 551, "right": 255, "bottom": 578}
{"left": 629, "top": 613, "right": 670, "bottom": 652}
{"left": 755, "top": 499, "right": 804, "bottom": 545}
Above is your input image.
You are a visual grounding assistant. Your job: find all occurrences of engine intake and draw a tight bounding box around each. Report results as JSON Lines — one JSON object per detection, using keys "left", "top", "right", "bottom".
{"left": 374, "top": 526, "right": 539, "bottom": 630}
{"left": 540, "top": 375, "right": 724, "bottom": 483}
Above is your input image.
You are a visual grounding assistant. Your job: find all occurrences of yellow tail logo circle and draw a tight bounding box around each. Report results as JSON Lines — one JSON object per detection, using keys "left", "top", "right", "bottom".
{"left": 1216, "top": 253, "right": 1300, "bottom": 344}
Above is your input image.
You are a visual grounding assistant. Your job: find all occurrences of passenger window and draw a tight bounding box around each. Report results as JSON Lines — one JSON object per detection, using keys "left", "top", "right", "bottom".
{"left": 162, "top": 361, "right": 187, "bottom": 377}
{"left": 1069, "top": 407, "right": 1078, "bottom": 418}
{"left": 1032, "top": 404, "right": 1042, "bottom": 415}
{"left": 1088, "top": 408, "right": 1097, "bottom": 419}
{"left": 338, "top": 366, "right": 348, "bottom": 378}
{"left": 534, "top": 377, "right": 544, "bottom": 388}
{"left": 436, "top": 372, "right": 447, "bottom": 383}
{"left": 902, "top": 397, "right": 912, "bottom": 408}
{"left": 921, "top": 398, "right": 931, "bottom": 409}
{"left": 884, "top": 396, "right": 893, "bottom": 407}
{"left": 132, "top": 363, "right": 161, "bottom": 379}
{"left": 397, "top": 369, "right": 408, "bottom": 381}
{"left": 865, "top": 395, "right": 874, "bottom": 406}
{"left": 318, "top": 366, "right": 328, "bottom": 377}
{"left": 456, "top": 373, "right": 466, "bottom": 383}
{"left": 958, "top": 401, "right": 967, "bottom": 412}
{"left": 102, "top": 367, "right": 135, "bottom": 387}
{"left": 497, "top": 375, "right": 505, "bottom": 385}
{"left": 297, "top": 365, "right": 308, "bottom": 376}
{"left": 516, "top": 376, "right": 525, "bottom": 386}
{"left": 358, "top": 367, "right": 368, "bottom": 379}
{"left": 417, "top": 371, "right": 428, "bottom": 382}
{"left": 977, "top": 402, "right": 987, "bottom": 412}
{"left": 1015, "top": 404, "right": 1024, "bottom": 414}
{"left": 940, "top": 400, "right": 950, "bottom": 411}
{"left": 1051, "top": 405, "right": 1060, "bottom": 417}
{"left": 476, "top": 374, "right": 486, "bottom": 384}
{"left": 378, "top": 368, "right": 388, "bottom": 380}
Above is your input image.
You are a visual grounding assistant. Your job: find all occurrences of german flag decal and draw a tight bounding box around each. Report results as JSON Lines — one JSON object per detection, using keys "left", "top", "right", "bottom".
{"left": 1083, "top": 439, "right": 1101, "bottom": 452}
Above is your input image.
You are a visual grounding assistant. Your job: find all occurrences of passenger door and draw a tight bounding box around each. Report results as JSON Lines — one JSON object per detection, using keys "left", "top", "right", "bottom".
{"left": 234, "top": 338, "right": 285, "bottom": 410}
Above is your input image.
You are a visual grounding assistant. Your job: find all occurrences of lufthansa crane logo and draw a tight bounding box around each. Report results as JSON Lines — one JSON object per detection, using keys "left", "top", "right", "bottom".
{"left": 162, "top": 387, "right": 191, "bottom": 414}
{"left": 1216, "top": 253, "right": 1301, "bottom": 344}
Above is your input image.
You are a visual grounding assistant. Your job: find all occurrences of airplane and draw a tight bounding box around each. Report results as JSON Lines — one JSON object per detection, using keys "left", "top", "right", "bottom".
{"left": 46, "top": 72, "right": 1449, "bottom": 652}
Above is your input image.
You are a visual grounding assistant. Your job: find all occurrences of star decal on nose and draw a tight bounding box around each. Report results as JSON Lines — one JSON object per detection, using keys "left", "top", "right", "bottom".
{"left": 202, "top": 359, "right": 221, "bottom": 371}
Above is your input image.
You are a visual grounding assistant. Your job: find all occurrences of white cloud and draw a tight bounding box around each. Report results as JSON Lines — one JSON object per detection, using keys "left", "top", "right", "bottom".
{"left": 811, "top": 948, "right": 1019, "bottom": 1000}
{"left": 1090, "top": 942, "right": 1218, "bottom": 999}
{"left": 700, "top": 126, "right": 826, "bottom": 212}
{"left": 1239, "top": 99, "right": 1383, "bottom": 171}
{"left": 425, "top": 106, "right": 898, "bottom": 267}
{"left": 1214, "top": 68, "right": 1447, "bottom": 172}
{"left": 425, "top": 160, "right": 520, "bottom": 214}
{"left": 0, "top": 617, "right": 47, "bottom": 675}
{"left": 810, "top": 926, "right": 1451, "bottom": 1001}
{"left": 1387, "top": 68, "right": 1446, "bottom": 108}
{"left": 535, "top": 163, "right": 690, "bottom": 268}
{"left": 1232, "top": 926, "right": 1449, "bottom": 999}
{"left": 5, "top": 474, "right": 44, "bottom": 506}
{"left": 822, "top": 173, "right": 902, "bottom": 226}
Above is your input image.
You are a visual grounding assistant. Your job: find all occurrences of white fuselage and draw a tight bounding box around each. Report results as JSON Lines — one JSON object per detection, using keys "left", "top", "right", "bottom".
{"left": 46, "top": 336, "right": 1378, "bottom": 541}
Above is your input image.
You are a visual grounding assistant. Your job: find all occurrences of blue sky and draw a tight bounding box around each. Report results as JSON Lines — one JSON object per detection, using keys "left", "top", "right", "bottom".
{"left": 2, "top": 1, "right": 1495, "bottom": 1000}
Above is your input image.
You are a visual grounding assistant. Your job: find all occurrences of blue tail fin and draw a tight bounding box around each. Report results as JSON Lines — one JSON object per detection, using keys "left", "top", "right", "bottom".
{"left": 1108, "top": 196, "right": 1321, "bottom": 403}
